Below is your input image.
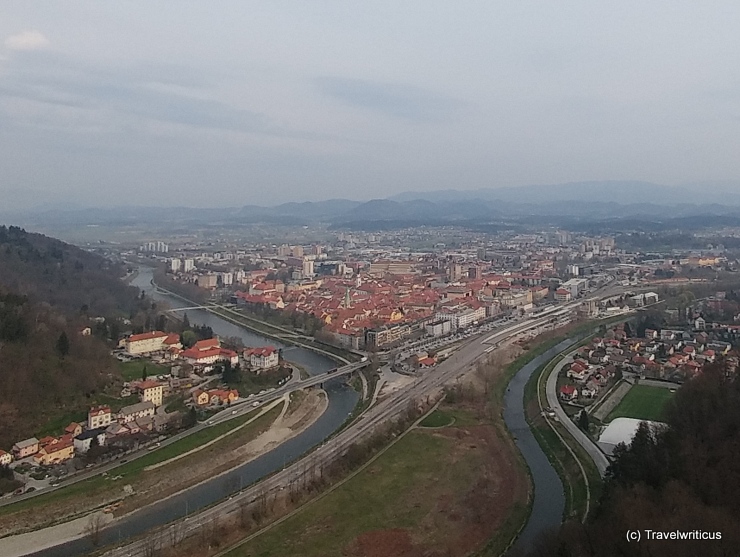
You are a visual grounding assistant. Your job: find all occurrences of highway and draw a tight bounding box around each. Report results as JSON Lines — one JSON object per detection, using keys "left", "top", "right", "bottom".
{"left": 25, "top": 278, "right": 634, "bottom": 556}
{"left": 98, "top": 310, "right": 577, "bottom": 557}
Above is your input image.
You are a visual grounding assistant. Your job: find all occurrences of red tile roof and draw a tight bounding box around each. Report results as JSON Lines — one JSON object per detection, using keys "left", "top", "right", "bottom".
{"left": 163, "top": 333, "right": 181, "bottom": 345}
{"left": 193, "top": 338, "right": 220, "bottom": 351}
{"left": 245, "top": 346, "right": 277, "bottom": 357}
{"left": 128, "top": 331, "right": 168, "bottom": 342}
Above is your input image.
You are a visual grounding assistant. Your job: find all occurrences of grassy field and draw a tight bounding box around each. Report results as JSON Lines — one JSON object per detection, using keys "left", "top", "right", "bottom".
{"left": 119, "top": 360, "right": 170, "bottom": 382}
{"left": 606, "top": 384, "right": 674, "bottom": 423}
{"left": 34, "top": 393, "right": 140, "bottom": 439}
{"left": 225, "top": 407, "right": 528, "bottom": 557}
{"left": 419, "top": 409, "right": 454, "bottom": 428}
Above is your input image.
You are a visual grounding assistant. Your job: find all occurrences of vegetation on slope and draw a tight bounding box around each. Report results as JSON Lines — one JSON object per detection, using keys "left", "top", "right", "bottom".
{"left": 0, "top": 226, "right": 144, "bottom": 449}
{"left": 530, "top": 359, "right": 740, "bottom": 556}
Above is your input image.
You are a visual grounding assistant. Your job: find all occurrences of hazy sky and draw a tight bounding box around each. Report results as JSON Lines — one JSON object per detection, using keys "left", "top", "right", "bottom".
{"left": 2, "top": 2, "right": 740, "bottom": 209}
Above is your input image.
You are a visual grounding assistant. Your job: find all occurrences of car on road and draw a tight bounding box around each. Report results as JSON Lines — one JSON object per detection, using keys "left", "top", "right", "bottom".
{"left": 252, "top": 401, "right": 261, "bottom": 407}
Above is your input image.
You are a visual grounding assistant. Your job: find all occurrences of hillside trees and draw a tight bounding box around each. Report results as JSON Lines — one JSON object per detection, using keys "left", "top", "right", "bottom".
{"left": 530, "top": 359, "right": 740, "bottom": 556}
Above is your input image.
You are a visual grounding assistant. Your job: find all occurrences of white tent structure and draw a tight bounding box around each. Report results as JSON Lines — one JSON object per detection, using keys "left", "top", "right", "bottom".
{"left": 598, "top": 417, "right": 665, "bottom": 455}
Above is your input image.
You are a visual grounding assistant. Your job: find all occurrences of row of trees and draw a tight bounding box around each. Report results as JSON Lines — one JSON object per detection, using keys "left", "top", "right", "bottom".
{"left": 237, "top": 300, "right": 325, "bottom": 336}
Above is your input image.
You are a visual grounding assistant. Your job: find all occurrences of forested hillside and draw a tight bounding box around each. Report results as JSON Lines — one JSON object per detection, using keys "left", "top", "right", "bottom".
{"left": 0, "top": 225, "right": 137, "bottom": 316}
{"left": 530, "top": 360, "right": 740, "bottom": 557}
{"left": 0, "top": 226, "right": 143, "bottom": 449}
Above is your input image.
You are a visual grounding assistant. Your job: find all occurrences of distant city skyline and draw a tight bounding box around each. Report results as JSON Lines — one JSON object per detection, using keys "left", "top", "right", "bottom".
{"left": 3, "top": 2, "right": 740, "bottom": 209}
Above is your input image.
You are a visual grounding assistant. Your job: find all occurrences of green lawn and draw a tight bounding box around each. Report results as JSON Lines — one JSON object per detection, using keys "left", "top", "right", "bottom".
{"left": 118, "top": 360, "right": 170, "bottom": 382}
{"left": 419, "top": 409, "right": 454, "bottom": 428}
{"left": 606, "top": 384, "right": 675, "bottom": 423}
{"left": 226, "top": 406, "right": 527, "bottom": 557}
{"left": 227, "top": 430, "right": 462, "bottom": 557}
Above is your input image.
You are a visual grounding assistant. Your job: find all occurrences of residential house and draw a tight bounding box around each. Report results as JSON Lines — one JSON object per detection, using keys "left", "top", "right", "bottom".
{"left": 34, "top": 439, "right": 75, "bottom": 465}
{"left": 134, "top": 380, "right": 165, "bottom": 407}
{"left": 192, "top": 389, "right": 210, "bottom": 406}
{"left": 105, "top": 422, "right": 129, "bottom": 437}
{"left": 118, "top": 401, "right": 156, "bottom": 423}
{"left": 12, "top": 437, "right": 39, "bottom": 459}
{"left": 581, "top": 379, "right": 601, "bottom": 398}
{"left": 559, "top": 385, "right": 578, "bottom": 401}
{"left": 417, "top": 356, "right": 436, "bottom": 368}
{"left": 208, "top": 389, "right": 239, "bottom": 405}
{"left": 567, "top": 361, "right": 590, "bottom": 382}
{"left": 245, "top": 346, "right": 280, "bottom": 371}
{"left": 88, "top": 406, "right": 112, "bottom": 430}
{"left": 73, "top": 429, "right": 107, "bottom": 454}
{"left": 64, "top": 422, "right": 83, "bottom": 437}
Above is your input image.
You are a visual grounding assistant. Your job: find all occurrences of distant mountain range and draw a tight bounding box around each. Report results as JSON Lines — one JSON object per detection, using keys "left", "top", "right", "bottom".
{"left": 4, "top": 181, "right": 740, "bottom": 230}
{"left": 389, "top": 180, "right": 740, "bottom": 206}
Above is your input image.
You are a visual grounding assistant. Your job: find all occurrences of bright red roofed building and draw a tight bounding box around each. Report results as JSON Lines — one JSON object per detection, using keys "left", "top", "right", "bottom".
{"left": 559, "top": 385, "right": 578, "bottom": 401}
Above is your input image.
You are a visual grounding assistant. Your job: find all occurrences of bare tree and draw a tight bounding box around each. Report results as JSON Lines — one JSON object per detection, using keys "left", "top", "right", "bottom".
{"left": 84, "top": 513, "right": 105, "bottom": 547}
{"left": 252, "top": 489, "right": 269, "bottom": 524}
{"left": 238, "top": 498, "right": 251, "bottom": 530}
{"left": 167, "top": 520, "right": 185, "bottom": 548}
{"left": 142, "top": 532, "right": 160, "bottom": 557}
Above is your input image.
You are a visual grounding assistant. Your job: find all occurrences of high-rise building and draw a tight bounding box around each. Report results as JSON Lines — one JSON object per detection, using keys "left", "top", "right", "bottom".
{"left": 447, "top": 263, "right": 462, "bottom": 282}
{"left": 291, "top": 245, "right": 304, "bottom": 258}
{"left": 302, "top": 259, "right": 314, "bottom": 277}
{"left": 183, "top": 259, "right": 195, "bottom": 272}
{"left": 277, "top": 244, "right": 291, "bottom": 257}
{"left": 468, "top": 266, "right": 481, "bottom": 280}
{"left": 170, "top": 259, "right": 181, "bottom": 273}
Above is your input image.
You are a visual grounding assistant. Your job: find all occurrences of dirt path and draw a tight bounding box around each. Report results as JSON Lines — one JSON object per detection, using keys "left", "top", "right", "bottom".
{"left": 233, "top": 390, "right": 326, "bottom": 460}
{"left": 593, "top": 381, "right": 631, "bottom": 421}
{"left": 145, "top": 398, "right": 286, "bottom": 471}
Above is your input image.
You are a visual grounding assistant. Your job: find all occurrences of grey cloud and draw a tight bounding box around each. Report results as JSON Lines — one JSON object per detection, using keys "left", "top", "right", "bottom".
{"left": 0, "top": 51, "right": 274, "bottom": 134}
{"left": 316, "top": 76, "right": 465, "bottom": 122}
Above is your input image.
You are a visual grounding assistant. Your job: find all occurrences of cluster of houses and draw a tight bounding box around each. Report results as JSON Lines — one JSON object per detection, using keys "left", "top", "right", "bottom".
{"left": 235, "top": 269, "right": 563, "bottom": 351}
{"left": 559, "top": 323, "right": 732, "bottom": 403}
{"left": 191, "top": 388, "right": 239, "bottom": 406}
{"left": 4, "top": 378, "right": 174, "bottom": 468}
{"left": 123, "top": 331, "right": 278, "bottom": 373}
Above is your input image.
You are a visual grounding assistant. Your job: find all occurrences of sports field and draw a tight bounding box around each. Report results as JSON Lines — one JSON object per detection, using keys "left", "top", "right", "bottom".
{"left": 606, "top": 384, "right": 674, "bottom": 422}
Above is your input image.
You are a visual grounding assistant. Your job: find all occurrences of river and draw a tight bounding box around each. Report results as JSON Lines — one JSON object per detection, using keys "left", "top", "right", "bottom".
{"left": 29, "top": 268, "right": 358, "bottom": 557}
{"left": 504, "top": 338, "right": 576, "bottom": 555}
